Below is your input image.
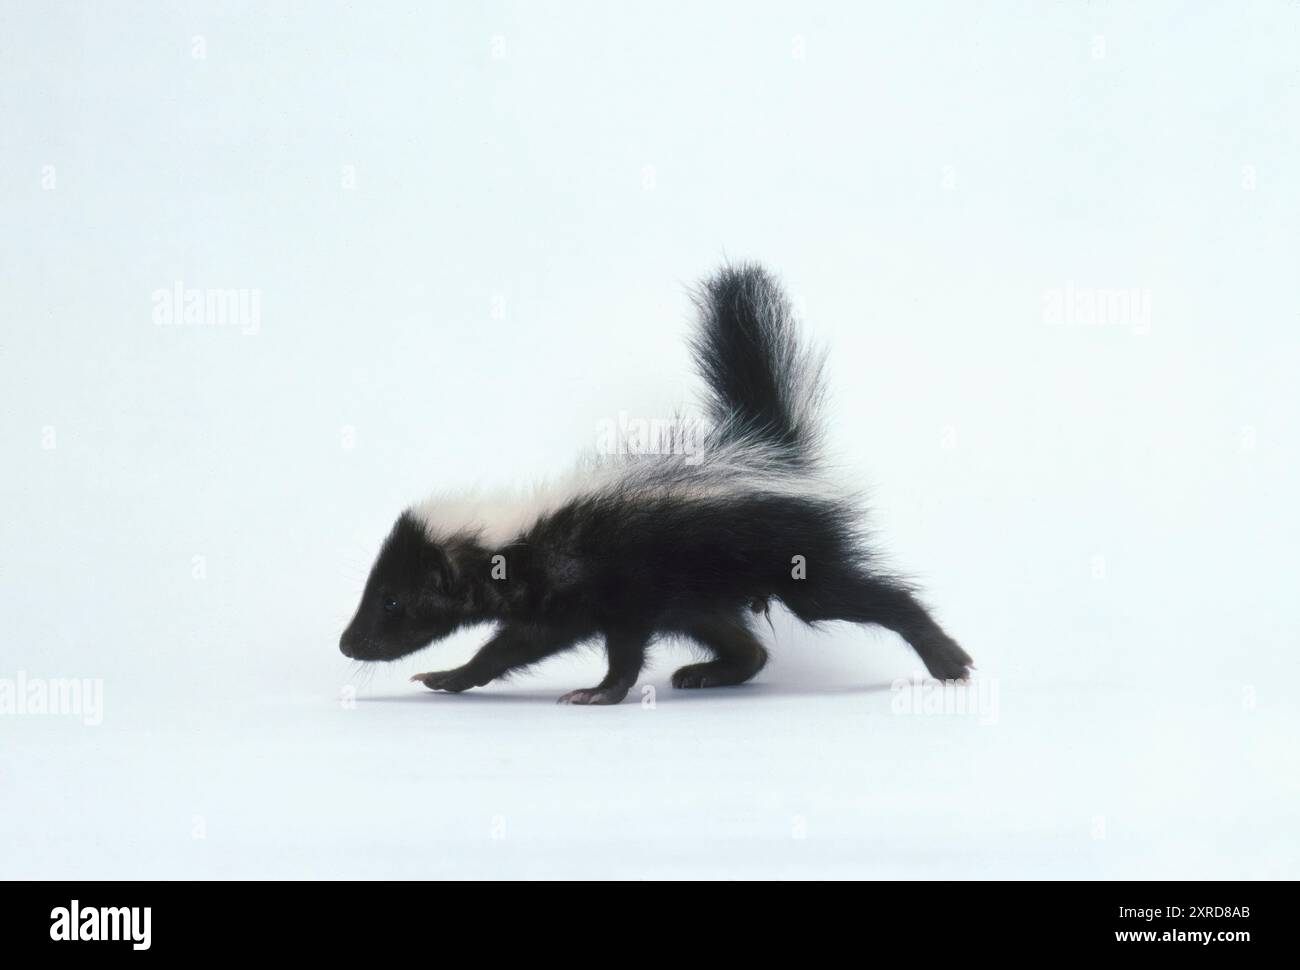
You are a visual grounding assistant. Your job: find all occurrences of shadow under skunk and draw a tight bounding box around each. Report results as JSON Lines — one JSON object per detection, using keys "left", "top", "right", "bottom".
{"left": 341, "top": 264, "right": 972, "bottom": 704}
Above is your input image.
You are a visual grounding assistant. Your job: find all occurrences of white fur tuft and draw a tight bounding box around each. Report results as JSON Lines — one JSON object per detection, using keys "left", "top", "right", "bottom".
{"left": 410, "top": 433, "right": 850, "bottom": 549}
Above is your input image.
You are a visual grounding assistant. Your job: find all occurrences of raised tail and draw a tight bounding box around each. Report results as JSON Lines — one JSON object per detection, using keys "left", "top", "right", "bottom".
{"left": 690, "top": 264, "right": 826, "bottom": 465}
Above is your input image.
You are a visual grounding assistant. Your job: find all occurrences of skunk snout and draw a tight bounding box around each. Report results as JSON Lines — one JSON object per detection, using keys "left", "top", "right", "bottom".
{"left": 339, "top": 629, "right": 358, "bottom": 658}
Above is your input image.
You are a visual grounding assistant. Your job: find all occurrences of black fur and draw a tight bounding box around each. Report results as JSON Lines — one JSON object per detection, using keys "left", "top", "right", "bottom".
{"left": 689, "top": 265, "right": 825, "bottom": 460}
{"left": 340, "top": 264, "right": 971, "bottom": 704}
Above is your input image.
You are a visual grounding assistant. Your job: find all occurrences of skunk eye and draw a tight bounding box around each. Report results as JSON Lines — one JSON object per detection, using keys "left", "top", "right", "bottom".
{"left": 382, "top": 596, "right": 400, "bottom": 614}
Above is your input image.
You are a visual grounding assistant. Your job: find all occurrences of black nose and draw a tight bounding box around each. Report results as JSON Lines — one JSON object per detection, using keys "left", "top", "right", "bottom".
{"left": 339, "top": 633, "right": 355, "bottom": 658}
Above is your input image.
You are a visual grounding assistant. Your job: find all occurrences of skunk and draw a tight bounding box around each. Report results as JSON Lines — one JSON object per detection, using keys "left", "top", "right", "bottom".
{"left": 340, "top": 264, "right": 971, "bottom": 704}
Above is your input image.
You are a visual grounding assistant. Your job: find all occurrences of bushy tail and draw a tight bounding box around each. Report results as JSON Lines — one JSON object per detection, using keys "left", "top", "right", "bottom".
{"left": 690, "top": 264, "right": 826, "bottom": 464}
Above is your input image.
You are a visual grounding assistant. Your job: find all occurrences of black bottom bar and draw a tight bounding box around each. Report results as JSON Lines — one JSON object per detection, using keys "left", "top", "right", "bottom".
{"left": 0, "top": 880, "right": 1278, "bottom": 956}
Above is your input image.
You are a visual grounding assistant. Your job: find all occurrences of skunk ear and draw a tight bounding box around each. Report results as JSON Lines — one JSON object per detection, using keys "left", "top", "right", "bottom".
{"left": 429, "top": 543, "right": 457, "bottom": 592}
{"left": 392, "top": 511, "right": 457, "bottom": 594}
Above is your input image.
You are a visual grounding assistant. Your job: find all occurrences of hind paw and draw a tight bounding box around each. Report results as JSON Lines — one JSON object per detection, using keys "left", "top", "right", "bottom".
{"left": 671, "top": 661, "right": 757, "bottom": 689}
{"left": 672, "top": 664, "right": 720, "bottom": 689}
{"left": 920, "top": 636, "right": 974, "bottom": 682}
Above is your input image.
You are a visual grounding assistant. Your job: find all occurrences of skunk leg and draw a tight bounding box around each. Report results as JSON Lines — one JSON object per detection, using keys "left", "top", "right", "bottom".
{"left": 672, "top": 611, "right": 768, "bottom": 689}
{"left": 414, "top": 623, "right": 581, "bottom": 693}
{"left": 557, "top": 627, "right": 649, "bottom": 706}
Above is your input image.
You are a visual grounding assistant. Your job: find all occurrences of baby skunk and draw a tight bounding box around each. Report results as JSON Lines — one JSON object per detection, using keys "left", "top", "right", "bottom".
{"left": 340, "top": 264, "right": 972, "bottom": 704}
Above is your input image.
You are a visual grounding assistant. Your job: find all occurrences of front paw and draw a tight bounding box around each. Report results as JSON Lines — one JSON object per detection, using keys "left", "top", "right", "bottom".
{"left": 411, "top": 669, "right": 480, "bottom": 693}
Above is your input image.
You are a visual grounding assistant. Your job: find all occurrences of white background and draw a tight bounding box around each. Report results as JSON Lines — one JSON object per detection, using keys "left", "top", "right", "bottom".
{"left": 2, "top": 2, "right": 1297, "bottom": 879}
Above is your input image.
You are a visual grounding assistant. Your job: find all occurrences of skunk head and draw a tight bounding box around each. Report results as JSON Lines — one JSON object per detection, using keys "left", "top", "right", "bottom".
{"left": 340, "top": 512, "right": 468, "bottom": 661}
